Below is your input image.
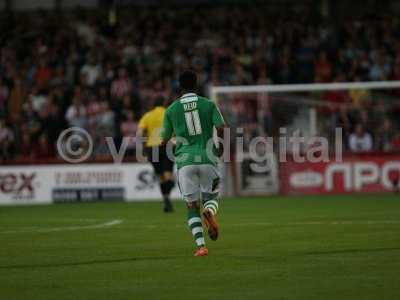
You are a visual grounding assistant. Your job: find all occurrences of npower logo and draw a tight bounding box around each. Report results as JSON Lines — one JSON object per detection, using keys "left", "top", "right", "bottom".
{"left": 0, "top": 172, "right": 37, "bottom": 199}
{"left": 325, "top": 161, "right": 400, "bottom": 191}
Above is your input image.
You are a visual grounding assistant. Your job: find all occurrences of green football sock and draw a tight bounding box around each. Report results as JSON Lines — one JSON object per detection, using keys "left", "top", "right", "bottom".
{"left": 203, "top": 199, "right": 219, "bottom": 215}
{"left": 187, "top": 208, "right": 205, "bottom": 248}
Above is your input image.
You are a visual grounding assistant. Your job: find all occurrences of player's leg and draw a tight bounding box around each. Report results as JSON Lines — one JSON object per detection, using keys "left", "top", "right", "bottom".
{"left": 199, "top": 164, "right": 221, "bottom": 241}
{"left": 187, "top": 201, "right": 208, "bottom": 256}
{"left": 148, "top": 146, "right": 173, "bottom": 213}
{"left": 159, "top": 146, "right": 175, "bottom": 212}
{"left": 159, "top": 171, "right": 174, "bottom": 212}
{"left": 178, "top": 165, "right": 208, "bottom": 256}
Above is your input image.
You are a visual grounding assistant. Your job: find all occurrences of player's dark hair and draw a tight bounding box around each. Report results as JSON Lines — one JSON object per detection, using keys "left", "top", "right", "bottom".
{"left": 179, "top": 70, "right": 197, "bottom": 92}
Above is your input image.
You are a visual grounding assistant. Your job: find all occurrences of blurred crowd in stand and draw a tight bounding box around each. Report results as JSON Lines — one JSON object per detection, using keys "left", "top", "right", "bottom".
{"left": 1, "top": 7, "right": 400, "bottom": 162}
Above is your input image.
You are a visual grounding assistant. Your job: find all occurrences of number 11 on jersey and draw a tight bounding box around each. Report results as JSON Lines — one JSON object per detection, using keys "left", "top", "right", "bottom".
{"left": 185, "top": 110, "right": 202, "bottom": 136}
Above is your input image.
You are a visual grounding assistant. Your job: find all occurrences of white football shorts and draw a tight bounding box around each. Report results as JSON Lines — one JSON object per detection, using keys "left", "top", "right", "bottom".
{"left": 177, "top": 164, "right": 221, "bottom": 202}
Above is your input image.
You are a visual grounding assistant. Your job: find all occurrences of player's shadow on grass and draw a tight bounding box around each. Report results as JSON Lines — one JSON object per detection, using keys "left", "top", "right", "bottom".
{"left": 0, "top": 256, "right": 181, "bottom": 270}
{"left": 303, "top": 247, "right": 400, "bottom": 255}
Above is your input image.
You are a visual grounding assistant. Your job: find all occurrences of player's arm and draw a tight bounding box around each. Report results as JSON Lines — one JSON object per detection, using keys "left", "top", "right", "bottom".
{"left": 137, "top": 114, "right": 148, "bottom": 141}
{"left": 212, "top": 102, "right": 227, "bottom": 157}
{"left": 160, "top": 110, "right": 173, "bottom": 146}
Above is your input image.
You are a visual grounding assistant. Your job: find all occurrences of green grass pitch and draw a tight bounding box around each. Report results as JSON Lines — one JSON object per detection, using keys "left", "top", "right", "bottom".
{"left": 0, "top": 194, "right": 399, "bottom": 300}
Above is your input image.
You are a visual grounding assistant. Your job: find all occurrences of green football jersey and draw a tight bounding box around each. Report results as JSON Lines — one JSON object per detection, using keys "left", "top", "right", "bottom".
{"left": 161, "top": 93, "right": 225, "bottom": 169}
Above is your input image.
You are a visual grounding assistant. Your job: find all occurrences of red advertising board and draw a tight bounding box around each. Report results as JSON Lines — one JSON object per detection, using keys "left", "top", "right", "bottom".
{"left": 280, "top": 154, "right": 400, "bottom": 195}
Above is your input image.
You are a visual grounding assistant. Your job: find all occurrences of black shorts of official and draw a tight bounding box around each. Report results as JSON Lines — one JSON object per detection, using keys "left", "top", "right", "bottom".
{"left": 146, "top": 145, "right": 174, "bottom": 176}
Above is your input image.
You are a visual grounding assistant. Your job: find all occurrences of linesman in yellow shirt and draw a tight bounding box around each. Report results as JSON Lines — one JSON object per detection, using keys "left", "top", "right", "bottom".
{"left": 137, "top": 96, "right": 175, "bottom": 212}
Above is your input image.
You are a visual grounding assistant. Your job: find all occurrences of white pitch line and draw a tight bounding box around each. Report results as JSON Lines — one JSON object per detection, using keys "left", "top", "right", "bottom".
{"left": 0, "top": 219, "right": 123, "bottom": 234}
